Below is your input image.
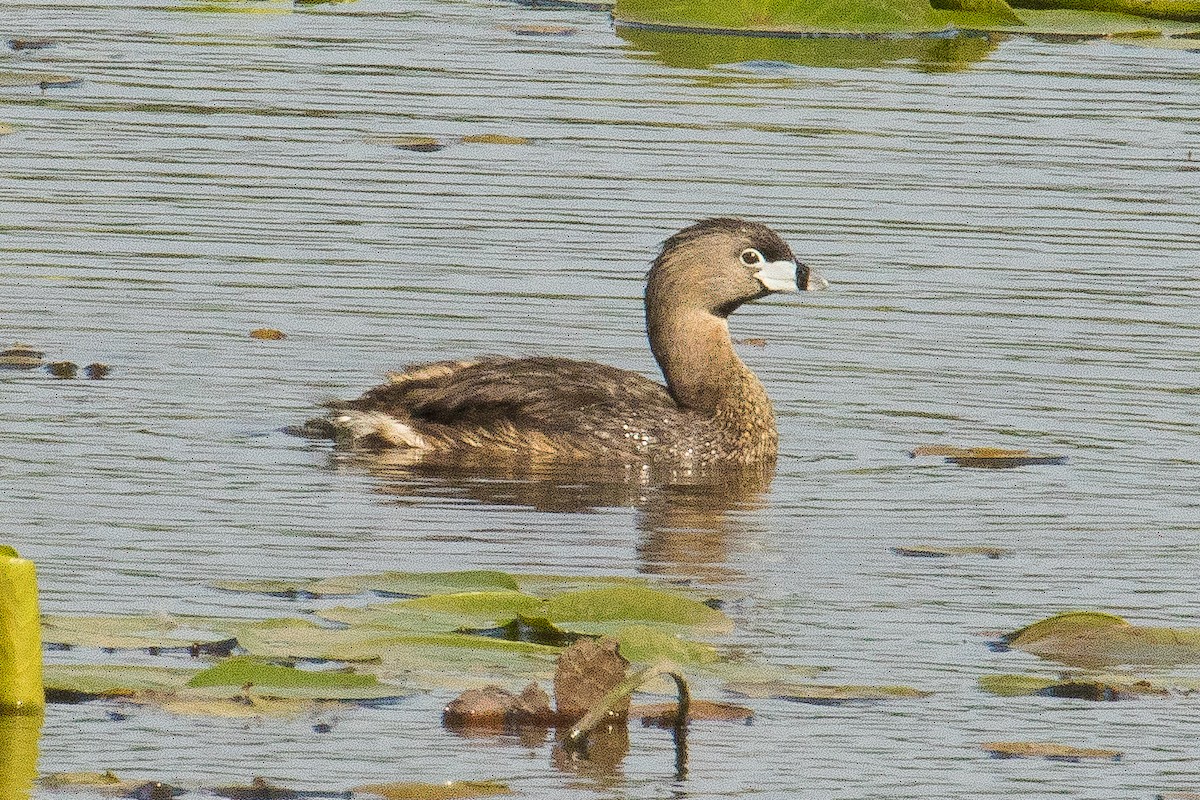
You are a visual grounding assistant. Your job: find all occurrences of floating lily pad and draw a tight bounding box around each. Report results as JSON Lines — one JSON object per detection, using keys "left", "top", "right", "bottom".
{"left": 354, "top": 780, "right": 512, "bottom": 800}
{"left": 0, "top": 71, "right": 76, "bottom": 88}
{"left": 613, "top": 0, "right": 952, "bottom": 34}
{"left": 997, "top": 611, "right": 1200, "bottom": 667}
{"left": 981, "top": 741, "right": 1122, "bottom": 761}
{"left": 43, "top": 664, "right": 197, "bottom": 701}
{"left": 892, "top": 545, "right": 1010, "bottom": 558}
{"left": 39, "top": 771, "right": 126, "bottom": 789}
{"left": 543, "top": 587, "right": 732, "bottom": 633}
{"left": 185, "top": 656, "right": 406, "bottom": 701}
{"left": 381, "top": 136, "right": 446, "bottom": 153}
{"left": 356, "top": 635, "right": 561, "bottom": 690}
{"left": 725, "top": 680, "right": 931, "bottom": 704}
{"left": 460, "top": 133, "right": 532, "bottom": 145}
{"left": 41, "top": 614, "right": 237, "bottom": 653}
{"left": 978, "top": 672, "right": 1173, "bottom": 699}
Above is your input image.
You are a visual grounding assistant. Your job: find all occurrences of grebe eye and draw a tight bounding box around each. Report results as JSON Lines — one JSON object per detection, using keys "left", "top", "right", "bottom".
{"left": 739, "top": 248, "right": 763, "bottom": 266}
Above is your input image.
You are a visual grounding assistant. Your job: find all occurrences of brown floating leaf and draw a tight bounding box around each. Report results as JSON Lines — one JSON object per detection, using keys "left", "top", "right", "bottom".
{"left": 908, "top": 445, "right": 1066, "bottom": 467}
{"left": 554, "top": 637, "right": 629, "bottom": 721}
{"left": 0, "top": 123, "right": 14, "bottom": 136}
{"left": 981, "top": 741, "right": 1122, "bottom": 761}
{"left": 249, "top": 328, "right": 287, "bottom": 340}
{"left": 735, "top": 337, "right": 767, "bottom": 347}
{"left": 354, "top": 779, "right": 512, "bottom": 799}
{"left": 381, "top": 136, "right": 446, "bottom": 153}
{"left": 84, "top": 363, "right": 111, "bottom": 379}
{"left": 1158, "top": 793, "right": 1200, "bottom": 800}
{"left": 46, "top": 361, "right": 78, "bottom": 379}
{"left": 892, "top": 545, "right": 1010, "bottom": 559}
{"left": 460, "top": 134, "right": 530, "bottom": 145}
{"left": 634, "top": 699, "right": 753, "bottom": 726}
{"left": 7, "top": 39, "right": 54, "bottom": 50}
{"left": 0, "top": 343, "right": 44, "bottom": 369}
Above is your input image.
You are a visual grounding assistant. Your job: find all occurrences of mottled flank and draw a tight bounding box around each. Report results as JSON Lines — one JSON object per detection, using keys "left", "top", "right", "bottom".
{"left": 307, "top": 218, "right": 818, "bottom": 466}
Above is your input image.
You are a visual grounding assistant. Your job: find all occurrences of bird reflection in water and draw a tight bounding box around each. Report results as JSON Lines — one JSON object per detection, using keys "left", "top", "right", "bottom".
{"left": 340, "top": 451, "right": 775, "bottom": 583}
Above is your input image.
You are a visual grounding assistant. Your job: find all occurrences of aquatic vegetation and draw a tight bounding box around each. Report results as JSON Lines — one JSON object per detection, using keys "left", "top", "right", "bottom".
{"left": 996, "top": 611, "right": 1200, "bottom": 667}
{"left": 891, "top": 545, "right": 1010, "bottom": 558}
{"left": 981, "top": 741, "right": 1123, "bottom": 761}
{"left": 909, "top": 445, "right": 1068, "bottom": 468}
{"left": 609, "top": 0, "right": 1200, "bottom": 37}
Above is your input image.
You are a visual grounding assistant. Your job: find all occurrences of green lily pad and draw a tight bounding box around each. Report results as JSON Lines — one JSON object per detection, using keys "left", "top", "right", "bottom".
{"left": 999, "top": 611, "right": 1200, "bottom": 667}
{"left": 618, "top": 25, "right": 997, "bottom": 70}
{"left": 43, "top": 664, "right": 197, "bottom": 701}
{"left": 362, "top": 635, "right": 560, "bottom": 689}
{"left": 185, "top": 656, "right": 406, "bottom": 701}
{"left": 725, "top": 680, "right": 932, "bottom": 704}
{"left": 974, "top": 7, "right": 1200, "bottom": 32}
{"left": 613, "top": 0, "right": 951, "bottom": 34}
{"left": 543, "top": 587, "right": 733, "bottom": 633}
{"left": 604, "top": 624, "right": 720, "bottom": 666}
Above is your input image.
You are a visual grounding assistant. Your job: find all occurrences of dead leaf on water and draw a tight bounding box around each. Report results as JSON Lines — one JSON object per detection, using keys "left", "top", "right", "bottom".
{"left": 249, "top": 327, "right": 287, "bottom": 340}
{"left": 7, "top": 39, "right": 55, "bottom": 50}
{"left": 908, "top": 444, "right": 1067, "bottom": 467}
{"left": 354, "top": 779, "right": 512, "bottom": 800}
{"left": 460, "top": 133, "right": 531, "bottom": 145}
{"left": 981, "top": 741, "right": 1122, "bottom": 761}
{"left": 892, "top": 545, "right": 1010, "bottom": 559}
{"left": 377, "top": 136, "right": 446, "bottom": 152}
{"left": 0, "top": 123, "right": 14, "bottom": 136}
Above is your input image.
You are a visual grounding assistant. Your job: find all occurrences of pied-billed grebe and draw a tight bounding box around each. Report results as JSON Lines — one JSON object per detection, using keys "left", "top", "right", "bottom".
{"left": 304, "top": 218, "right": 825, "bottom": 466}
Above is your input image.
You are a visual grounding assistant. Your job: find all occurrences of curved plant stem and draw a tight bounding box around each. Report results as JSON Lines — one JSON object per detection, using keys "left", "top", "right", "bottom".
{"left": 565, "top": 662, "right": 690, "bottom": 752}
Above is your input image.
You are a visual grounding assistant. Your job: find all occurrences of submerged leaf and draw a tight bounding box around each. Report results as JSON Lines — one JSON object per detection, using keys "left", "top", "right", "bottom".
{"left": 978, "top": 673, "right": 1171, "bottom": 699}
{"left": 726, "top": 680, "right": 931, "bottom": 704}
{"left": 43, "top": 664, "right": 197, "bottom": 701}
{"left": 634, "top": 699, "right": 753, "bottom": 725}
{"left": 41, "top": 614, "right": 237, "bottom": 652}
{"left": 892, "top": 545, "right": 1010, "bottom": 558}
{"left": 354, "top": 780, "right": 512, "bottom": 800}
{"left": 981, "top": 741, "right": 1122, "bottom": 761}
{"left": 1000, "top": 611, "right": 1200, "bottom": 667}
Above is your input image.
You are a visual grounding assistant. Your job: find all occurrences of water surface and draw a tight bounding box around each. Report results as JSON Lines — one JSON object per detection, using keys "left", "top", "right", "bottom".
{"left": 2, "top": 1, "right": 1200, "bottom": 797}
